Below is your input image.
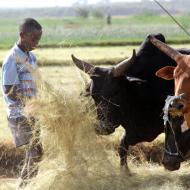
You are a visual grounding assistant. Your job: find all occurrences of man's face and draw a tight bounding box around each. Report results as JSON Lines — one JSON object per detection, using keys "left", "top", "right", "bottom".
{"left": 21, "top": 29, "right": 42, "bottom": 51}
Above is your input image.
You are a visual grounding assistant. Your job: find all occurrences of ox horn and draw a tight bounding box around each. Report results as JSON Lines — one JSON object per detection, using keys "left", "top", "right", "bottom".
{"left": 149, "top": 35, "right": 182, "bottom": 62}
{"left": 71, "top": 54, "right": 95, "bottom": 74}
{"left": 113, "top": 49, "right": 136, "bottom": 77}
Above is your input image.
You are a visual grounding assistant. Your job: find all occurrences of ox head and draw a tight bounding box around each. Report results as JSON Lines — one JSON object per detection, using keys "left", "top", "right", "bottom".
{"left": 71, "top": 51, "right": 144, "bottom": 135}
{"left": 156, "top": 66, "right": 188, "bottom": 113}
{"left": 152, "top": 36, "right": 190, "bottom": 170}
{"left": 163, "top": 112, "right": 190, "bottom": 171}
{"left": 156, "top": 66, "right": 190, "bottom": 171}
{"left": 71, "top": 33, "right": 173, "bottom": 137}
{"left": 161, "top": 94, "right": 187, "bottom": 171}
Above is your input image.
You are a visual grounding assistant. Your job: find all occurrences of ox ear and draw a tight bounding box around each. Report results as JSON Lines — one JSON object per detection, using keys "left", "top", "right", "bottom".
{"left": 71, "top": 54, "right": 95, "bottom": 75}
{"left": 155, "top": 66, "right": 175, "bottom": 80}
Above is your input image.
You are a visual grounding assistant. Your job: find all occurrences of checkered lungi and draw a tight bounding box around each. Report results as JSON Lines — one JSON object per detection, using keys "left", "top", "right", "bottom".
{"left": 8, "top": 116, "right": 33, "bottom": 147}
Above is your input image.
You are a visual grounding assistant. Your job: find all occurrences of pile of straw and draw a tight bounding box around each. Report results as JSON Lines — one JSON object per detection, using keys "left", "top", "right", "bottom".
{"left": 1, "top": 67, "right": 187, "bottom": 190}
{"left": 23, "top": 76, "right": 124, "bottom": 190}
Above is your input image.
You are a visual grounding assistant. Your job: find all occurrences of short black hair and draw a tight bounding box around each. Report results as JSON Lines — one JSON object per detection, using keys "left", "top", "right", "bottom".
{"left": 19, "top": 18, "right": 42, "bottom": 33}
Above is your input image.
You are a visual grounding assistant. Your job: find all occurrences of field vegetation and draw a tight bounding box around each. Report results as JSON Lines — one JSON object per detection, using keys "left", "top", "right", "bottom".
{"left": 1, "top": 15, "right": 190, "bottom": 49}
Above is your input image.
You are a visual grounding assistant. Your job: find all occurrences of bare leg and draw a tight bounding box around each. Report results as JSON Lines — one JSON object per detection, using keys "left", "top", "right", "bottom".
{"left": 18, "top": 141, "right": 43, "bottom": 188}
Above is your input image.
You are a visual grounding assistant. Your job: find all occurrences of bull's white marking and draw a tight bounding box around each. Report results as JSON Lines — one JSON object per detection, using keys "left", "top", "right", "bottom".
{"left": 181, "top": 120, "right": 189, "bottom": 132}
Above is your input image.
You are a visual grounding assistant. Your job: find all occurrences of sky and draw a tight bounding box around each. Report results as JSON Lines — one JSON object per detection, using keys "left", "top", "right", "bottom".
{"left": 0, "top": 0, "right": 141, "bottom": 8}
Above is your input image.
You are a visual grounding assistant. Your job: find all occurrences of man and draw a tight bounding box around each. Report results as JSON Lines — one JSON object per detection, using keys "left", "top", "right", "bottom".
{"left": 1, "top": 18, "right": 43, "bottom": 187}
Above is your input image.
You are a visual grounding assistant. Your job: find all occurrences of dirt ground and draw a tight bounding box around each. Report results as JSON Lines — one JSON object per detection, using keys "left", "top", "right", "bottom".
{"left": 0, "top": 142, "right": 24, "bottom": 178}
{"left": 0, "top": 140, "right": 163, "bottom": 178}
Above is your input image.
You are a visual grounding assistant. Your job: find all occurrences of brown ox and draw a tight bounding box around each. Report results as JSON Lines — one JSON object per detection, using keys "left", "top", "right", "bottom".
{"left": 149, "top": 36, "right": 190, "bottom": 171}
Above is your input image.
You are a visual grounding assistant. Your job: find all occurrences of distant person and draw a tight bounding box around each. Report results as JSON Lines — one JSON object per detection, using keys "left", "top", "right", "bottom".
{"left": 106, "top": 14, "right": 111, "bottom": 25}
{"left": 1, "top": 18, "right": 43, "bottom": 188}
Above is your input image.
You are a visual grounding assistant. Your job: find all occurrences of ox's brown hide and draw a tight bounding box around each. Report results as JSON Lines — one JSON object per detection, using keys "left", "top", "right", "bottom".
{"left": 156, "top": 59, "right": 190, "bottom": 128}
{"left": 149, "top": 36, "right": 190, "bottom": 129}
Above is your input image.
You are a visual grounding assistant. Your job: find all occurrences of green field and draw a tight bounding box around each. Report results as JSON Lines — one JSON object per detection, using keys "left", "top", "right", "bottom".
{"left": 1, "top": 15, "right": 190, "bottom": 49}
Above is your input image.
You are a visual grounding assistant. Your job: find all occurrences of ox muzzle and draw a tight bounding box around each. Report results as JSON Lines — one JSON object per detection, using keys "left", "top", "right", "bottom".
{"left": 162, "top": 94, "right": 186, "bottom": 171}
{"left": 163, "top": 94, "right": 186, "bottom": 119}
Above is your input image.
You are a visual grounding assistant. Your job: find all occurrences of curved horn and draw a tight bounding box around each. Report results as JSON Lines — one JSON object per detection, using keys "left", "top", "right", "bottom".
{"left": 149, "top": 35, "right": 182, "bottom": 62}
{"left": 71, "top": 54, "right": 95, "bottom": 74}
{"left": 113, "top": 49, "right": 136, "bottom": 77}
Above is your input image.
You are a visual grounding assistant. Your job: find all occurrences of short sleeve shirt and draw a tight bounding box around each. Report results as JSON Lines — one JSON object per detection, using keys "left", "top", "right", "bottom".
{"left": 1, "top": 44, "right": 38, "bottom": 118}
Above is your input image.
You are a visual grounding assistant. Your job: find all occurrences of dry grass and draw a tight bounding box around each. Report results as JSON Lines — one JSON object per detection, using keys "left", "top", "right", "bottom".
{"left": 0, "top": 141, "right": 24, "bottom": 178}
{"left": 23, "top": 74, "right": 117, "bottom": 190}
{"left": 0, "top": 46, "right": 133, "bottom": 66}
{"left": 1, "top": 44, "right": 190, "bottom": 66}
{"left": 2, "top": 73, "right": 187, "bottom": 190}
{"left": 1, "top": 64, "right": 190, "bottom": 189}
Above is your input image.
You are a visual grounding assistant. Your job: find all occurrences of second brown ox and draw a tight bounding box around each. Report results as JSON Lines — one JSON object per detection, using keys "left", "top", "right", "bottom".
{"left": 149, "top": 35, "right": 190, "bottom": 171}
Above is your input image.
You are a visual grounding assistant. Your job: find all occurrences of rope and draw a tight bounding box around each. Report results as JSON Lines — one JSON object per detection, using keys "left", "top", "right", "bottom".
{"left": 153, "top": 0, "right": 190, "bottom": 38}
{"left": 163, "top": 94, "right": 186, "bottom": 160}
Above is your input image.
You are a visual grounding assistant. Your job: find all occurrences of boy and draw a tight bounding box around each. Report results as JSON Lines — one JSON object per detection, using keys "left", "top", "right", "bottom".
{"left": 1, "top": 18, "right": 43, "bottom": 187}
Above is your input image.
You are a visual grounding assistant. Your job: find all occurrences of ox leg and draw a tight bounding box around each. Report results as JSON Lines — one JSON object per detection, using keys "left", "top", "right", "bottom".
{"left": 118, "top": 133, "right": 129, "bottom": 171}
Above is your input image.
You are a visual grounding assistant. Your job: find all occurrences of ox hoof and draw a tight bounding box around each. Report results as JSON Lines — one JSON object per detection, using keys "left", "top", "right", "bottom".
{"left": 162, "top": 155, "right": 181, "bottom": 171}
{"left": 120, "top": 169, "right": 133, "bottom": 177}
{"left": 120, "top": 165, "right": 132, "bottom": 176}
{"left": 163, "top": 162, "right": 181, "bottom": 171}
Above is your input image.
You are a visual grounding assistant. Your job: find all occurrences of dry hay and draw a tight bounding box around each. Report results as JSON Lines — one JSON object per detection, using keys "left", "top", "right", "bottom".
{"left": 23, "top": 78, "right": 123, "bottom": 190}
{"left": 1, "top": 68, "right": 190, "bottom": 190}
{"left": 21, "top": 73, "right": 190, "bottom": 190}
{"left": 0, "top": 131, "right": 164, "bottom": 179}
{"left": 0, "top": 141, "right": 24, "bottom": 178}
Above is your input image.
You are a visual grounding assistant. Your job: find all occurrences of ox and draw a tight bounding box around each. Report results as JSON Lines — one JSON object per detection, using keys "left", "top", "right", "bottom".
{"left": 149, "top": 35, "right": 190, "bottom": 171}
{"left": 71, "top": 33, "right": 190, "bottom": 171}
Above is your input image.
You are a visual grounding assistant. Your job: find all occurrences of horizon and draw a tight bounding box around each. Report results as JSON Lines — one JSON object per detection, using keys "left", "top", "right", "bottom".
{"left": 0, "top": 0, "right": 141, "bottom": 8}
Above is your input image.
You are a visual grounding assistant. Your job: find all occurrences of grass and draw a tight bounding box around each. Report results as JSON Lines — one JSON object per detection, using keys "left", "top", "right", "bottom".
{"left": 0, "top": 46, "right": 134, "bottom": 66}
{"left": 1, "top": 43, "right": 190, "bottom": 66}
{"left": 1, "top": 15, "right": 190, "bottom": 48}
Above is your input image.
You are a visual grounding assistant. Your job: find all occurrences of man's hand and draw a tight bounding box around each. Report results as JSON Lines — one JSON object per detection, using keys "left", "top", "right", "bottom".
{"left": 3, "top": 85, "right": 24, "bottom": 101}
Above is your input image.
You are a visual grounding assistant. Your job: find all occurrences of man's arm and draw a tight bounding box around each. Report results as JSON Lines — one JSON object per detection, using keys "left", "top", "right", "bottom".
{"left": 2, "top": 55, "right": 21, "bottom": 101}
